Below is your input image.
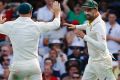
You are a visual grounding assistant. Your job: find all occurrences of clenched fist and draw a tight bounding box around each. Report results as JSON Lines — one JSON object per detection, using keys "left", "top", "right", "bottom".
{"left": 74, "top": 29, "right": 85, "bottom": 39}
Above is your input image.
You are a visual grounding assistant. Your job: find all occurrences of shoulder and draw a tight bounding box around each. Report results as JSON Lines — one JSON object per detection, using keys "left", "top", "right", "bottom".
{"left": 4, "top": 21, "right": 14, "bottom": 24}
{"left": 93, "top": 20, "right": 106, "bottom": 33}
{"left": 94, "top": 19, "right": 106, "bottom": 28}
{"left": 3, "top": 21, "right": 15, "bottom": 27}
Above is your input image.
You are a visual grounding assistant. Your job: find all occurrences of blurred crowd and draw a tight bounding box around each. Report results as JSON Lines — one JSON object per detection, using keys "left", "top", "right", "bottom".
{"left": 0, "top": 0, "right": 120, "bottom": 80}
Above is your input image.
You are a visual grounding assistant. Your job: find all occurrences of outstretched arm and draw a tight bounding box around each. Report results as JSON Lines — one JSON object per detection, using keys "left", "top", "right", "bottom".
{"left": 63, "top": 22, "right": 88, "bottom": 30}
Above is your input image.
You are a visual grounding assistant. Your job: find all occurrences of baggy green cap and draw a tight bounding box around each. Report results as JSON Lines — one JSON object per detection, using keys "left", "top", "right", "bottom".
{"left": 17, "top": 2, "right": 33, "bottom": 14}
{"left": 82, "top": 0, "right": 98, "bottom": 9}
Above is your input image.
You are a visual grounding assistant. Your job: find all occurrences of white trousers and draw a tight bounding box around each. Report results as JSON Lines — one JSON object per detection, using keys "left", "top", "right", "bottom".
{"left": 82, "top": 55, "right": 116, "bottom": 80}
{"left": 8, "top": 58, "right": 42, "bottom": 80}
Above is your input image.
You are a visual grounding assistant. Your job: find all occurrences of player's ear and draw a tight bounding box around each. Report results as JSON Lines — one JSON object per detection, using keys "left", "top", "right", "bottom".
{"left": 93, "top": 8, "right": 97, "bottom": 12}
{"left": 29, "top": 11, "right": 32, "bottom": 17}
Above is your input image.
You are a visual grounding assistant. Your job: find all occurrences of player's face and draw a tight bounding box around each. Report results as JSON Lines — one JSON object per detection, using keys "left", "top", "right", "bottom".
{"left": 84, "top": 8, "right": 96, "bottom": 20}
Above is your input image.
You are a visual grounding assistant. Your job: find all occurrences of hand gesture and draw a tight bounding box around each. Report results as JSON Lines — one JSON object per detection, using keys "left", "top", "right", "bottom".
{"left": 52, "top": 1, "right": 61, "bottom": 17}
{"left": 0, "top": 15, "right": 6, "bottom": 24}
{"left": 63, "top": 23, "right": 76, "bottom": 29}
{"left": 74, "top": 29, "right": 85, "bottom": 38}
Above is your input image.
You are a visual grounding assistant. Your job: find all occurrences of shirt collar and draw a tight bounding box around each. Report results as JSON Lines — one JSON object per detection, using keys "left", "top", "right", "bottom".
{"left": 90, "top": 14, "right": 102, "bottom": 26}
{"left": 16, "top": 17, "right": 34, "bottom": 22}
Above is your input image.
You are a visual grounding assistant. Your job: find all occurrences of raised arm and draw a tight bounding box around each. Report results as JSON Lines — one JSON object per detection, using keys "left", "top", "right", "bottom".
{"left": 62, "top": 0, "right": 70, "bottom": 14}
{"left": 36, "top": 1, "right": 61, "bottom": 32}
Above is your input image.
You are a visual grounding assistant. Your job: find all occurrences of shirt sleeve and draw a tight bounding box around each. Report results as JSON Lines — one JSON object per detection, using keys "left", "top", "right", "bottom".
{"left": 0, "top": 22, "right": 11, "bottom": 35}
{"left": 83, "top": 22, "right": 107, "bottom": 52}
{"left": 76, "top": 22, "right": 88, "bottom": 30}
{"left": 36, "top": 13, "right": 60, "bottom": 33}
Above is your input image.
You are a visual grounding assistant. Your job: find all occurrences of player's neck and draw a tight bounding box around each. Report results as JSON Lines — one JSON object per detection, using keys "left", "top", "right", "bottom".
{"left": 20, "top": 13, "right": 32, "bottom": 18}
{"left": 20, "top": 15, "right": 31, "bottom": 17}
{"left": 89, "top": 12, "right": 99, "bottom": 24}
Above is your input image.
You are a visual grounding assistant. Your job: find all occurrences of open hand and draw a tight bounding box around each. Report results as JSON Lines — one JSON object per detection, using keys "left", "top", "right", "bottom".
{"left": 63, "top": 23, "right": 76, "bottom": 29}
{"left": 52, "top": 1, "right": 61, "bottom": 17}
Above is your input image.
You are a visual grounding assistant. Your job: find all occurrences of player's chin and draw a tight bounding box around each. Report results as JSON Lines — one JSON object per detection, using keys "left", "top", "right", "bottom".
{"left": 86, "top": 15, "right": 91, "bottom": 20}
{"left": 86, "top": 17, "right": 91, "bottom": 20}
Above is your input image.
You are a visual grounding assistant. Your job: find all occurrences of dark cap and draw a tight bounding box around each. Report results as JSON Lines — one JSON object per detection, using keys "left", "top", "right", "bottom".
{"left": 17, "top": 2, "right": 33, "bottom": 14}
{"left": 82, "top": 0, "right": 98, "bottom": 9}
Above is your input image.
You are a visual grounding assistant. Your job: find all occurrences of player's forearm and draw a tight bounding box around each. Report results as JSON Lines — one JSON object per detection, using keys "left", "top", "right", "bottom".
{"left": 84, "top": 35, "right": 106, "bottom": 51}
{"left": 52, "top": 12, "right": 60, "bottom": 28}
{"left": 46, "top": 15, "right": 60, "bottom": 30}
{"left": 36, "top": 13, "right": 60, "bottom": 32}
{"left": 54, "top": 11, "right": 61, "bottom": 18}
{"left": 75, "top": 23, "right": 88, "bottom": 30}
{"left": 48, "top": 12, "right": 61, "bottom": 29}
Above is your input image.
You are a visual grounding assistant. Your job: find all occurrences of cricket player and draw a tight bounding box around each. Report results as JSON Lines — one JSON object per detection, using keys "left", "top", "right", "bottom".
{"left": 0, "top": 1, "right": 61, "bottom": 80}
{"left": 64, "top": 0, "right": 116, "bottom": 80}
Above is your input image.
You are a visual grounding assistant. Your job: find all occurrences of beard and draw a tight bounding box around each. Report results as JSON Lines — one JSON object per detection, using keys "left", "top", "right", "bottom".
{"left": 86, "top": 14, "right": 93, "bottom": 20}
{"left": 85, "top": 13, "right": 95, "bottom": 21}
